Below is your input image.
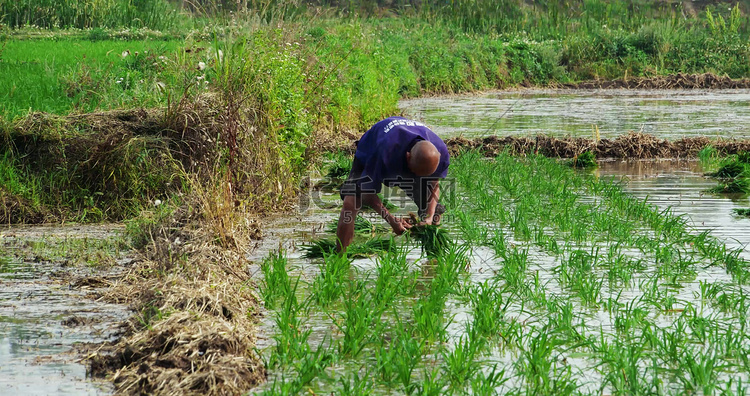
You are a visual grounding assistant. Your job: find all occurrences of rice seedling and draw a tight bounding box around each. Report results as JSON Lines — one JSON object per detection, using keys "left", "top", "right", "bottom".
{"left": 311, "top": 252, "right": 352, "bottom": 306}
{"left": 412, "top": 288, "right": 451, "bottom": 344}
{"left": 260, "top": 250, "right": 292, "bottom": 310}
{"left": 469, "top": 365, "right": 508, "bottom": 396}
{"left": 733, "top": 208, "right": 750, "bottom": 217}
{"left": 679, "top": 348, "right": 723, "bottom": 395}
{"left": 710, "top": 160, "right": 747, "bottom": 178}
{"left": 375, "top": 319, "right": 425, "bottom": 393}
{"left": 468, "top": 280, "right": 511, "bottom": 339}
{"left": 515, "top": 327, "right": 581, "bottom": 395}
{"left": 335, "top": 279, "right": 381, "bottom": 358}
{"left": 301, "top": 237, "right": 393, "bottom": 259}
{"left": 336, "top": 369, "right": 374, "bottom": 396}
{"left": 416, "top": 366, "right": 446, "bottom": 396}
{"left": 441, "top": 329, "right": 484, "bottom": 390}
{"left": 268, "top": 278, "right": 311, "bottom": 369}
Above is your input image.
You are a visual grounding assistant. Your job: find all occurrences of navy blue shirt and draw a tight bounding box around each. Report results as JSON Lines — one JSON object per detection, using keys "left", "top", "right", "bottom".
{"left": 355, "top": 117, "right": 449, "bottom": 193}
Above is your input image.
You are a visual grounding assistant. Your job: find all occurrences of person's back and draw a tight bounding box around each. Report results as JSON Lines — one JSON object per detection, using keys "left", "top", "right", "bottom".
{"left": 335, "top": 117, "right": 450, "bottom": 253}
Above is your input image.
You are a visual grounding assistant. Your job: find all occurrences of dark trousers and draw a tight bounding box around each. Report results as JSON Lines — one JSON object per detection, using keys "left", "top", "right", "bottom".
{"left": 341, "top": 158, "right": 446, "bottom": 221}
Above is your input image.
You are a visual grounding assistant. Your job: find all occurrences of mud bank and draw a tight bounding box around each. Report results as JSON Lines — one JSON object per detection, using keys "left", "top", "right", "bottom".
{"left": 563, "top": 72, "right": 750, "bottom": 90}
{"left": 446, "top": 132, "right": 750, "bottom": 159}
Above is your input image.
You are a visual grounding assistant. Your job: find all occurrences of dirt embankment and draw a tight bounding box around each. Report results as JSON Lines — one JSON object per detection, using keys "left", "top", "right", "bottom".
{"left": 446, "top": 132, "right": 750, "bottom": 159}
{"left": 563, "top": 72, "right": 750, "bottom": 90}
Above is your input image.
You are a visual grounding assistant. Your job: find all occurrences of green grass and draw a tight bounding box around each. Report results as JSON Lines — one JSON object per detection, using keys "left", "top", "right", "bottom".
{"left": 0, "top": 39, "right": 181, "bottom": 118}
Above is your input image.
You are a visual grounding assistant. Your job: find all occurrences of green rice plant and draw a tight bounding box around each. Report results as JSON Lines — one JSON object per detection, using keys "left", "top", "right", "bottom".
{"left": 733, "top": 208, "right": 750, "bottom": 217}
{"left": 409, "top": 224, "right": 453, "bottom": 258}
{"left": 679, "top": 348, "right": 723, "bottom": 395}
{"left": 569, "top": 150, "right": 598, "bottom": 169}
{"left": 515, "top": 327, "right": 580, "bottom": 395}
{"left": 497, "top": 247, "right": 529, "bottom": 291}
{"left": 326, "top": 215, "right": 387, "bottom": 235}
{"left": 595, "top": 333, "right": 655, "bottom": 395}
{"left": 293, "top": 338, "right": 337, "bottom": 390}
{"left": 469, "top": 364, "right": 508, "bottom": 396}
{"left": 442, "top": 328, "right": 485, "bottom": 390}
{"left": 371, "top": 247, "right": 416, "bottom": 310}
{"left": 260, "top": 250, "right": 292, "bottom": 310}
{"left": 336, "top": 369, "right": 374, "bottom": 396}
{"left": 268, "top": 278, "right": 310, "bottom": 369}
{"left": 454, "top": 210, "right": 488, "bottom": 245}
{"left": 412, "top": 288, "right": 451, "bottom": 345}
{"left": 469, "top": 280, "right": 511, "bottom": 339}
{"left": 325, "top": 153, "right": 352, "bottom": 181}
{"left": 417, "top": 366, "right": 446, "bottom": 396}
{"left": 311, "top": 252, "right": 352, "bottom": 307}
{"left": 375, "top": 320, "right": 425, "bottom": 393}
{"left": 301, "top": 237, "right": 393, "bottom": 259}
{"left": 335, "top": 279, "right": 380, "bottom": 358}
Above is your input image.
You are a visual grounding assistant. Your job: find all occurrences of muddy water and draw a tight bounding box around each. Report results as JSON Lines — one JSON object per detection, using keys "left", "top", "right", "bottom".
{"left": 0, "top": 226, "right": 131, "bottom": 395}
{"left": 400, "top": 89, "right": 750, "bottom": 139}
{"left": 596, "top": 159, "right": 750, "bottom": 257}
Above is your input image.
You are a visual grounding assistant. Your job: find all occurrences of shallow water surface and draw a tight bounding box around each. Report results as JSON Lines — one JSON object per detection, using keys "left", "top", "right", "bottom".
{"left": 400, "top": 89, "right": 750, "bottom": 139}
{"left": 0, "top": 226, "right": 130, "bottom": 395}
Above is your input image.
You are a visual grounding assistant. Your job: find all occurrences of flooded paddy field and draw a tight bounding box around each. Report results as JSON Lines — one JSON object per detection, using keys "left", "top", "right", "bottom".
{"left": 0, "top": 225, "right": 131, "bottom": 395}
{"left": 400, "top": 89, "right": 750, "bottom": 140}
{"left": 251, "top": 156, "right": 750, "bottom": 395}
{"left": 251, "top": 90, "right": 750, "bottom": 395}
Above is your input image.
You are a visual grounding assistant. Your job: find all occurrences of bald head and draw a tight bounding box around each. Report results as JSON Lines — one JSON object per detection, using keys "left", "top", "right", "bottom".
{"left": 407, "top": 140, "right": 440, "bottom": 176}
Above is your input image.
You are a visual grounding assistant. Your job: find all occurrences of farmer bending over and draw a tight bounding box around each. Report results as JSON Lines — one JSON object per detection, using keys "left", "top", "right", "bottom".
{"left": 336, "top": 117, "right": 450, "bottom": 252}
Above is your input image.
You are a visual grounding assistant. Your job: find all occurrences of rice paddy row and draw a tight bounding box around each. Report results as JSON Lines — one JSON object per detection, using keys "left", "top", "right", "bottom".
{"left": 254, "top": 151, "right": 750, "bottom": 395}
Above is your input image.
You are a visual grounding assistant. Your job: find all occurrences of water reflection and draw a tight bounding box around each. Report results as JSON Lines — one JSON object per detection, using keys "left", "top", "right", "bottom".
{"left": 401, "top": 89, "right": 750, "bottom": 139}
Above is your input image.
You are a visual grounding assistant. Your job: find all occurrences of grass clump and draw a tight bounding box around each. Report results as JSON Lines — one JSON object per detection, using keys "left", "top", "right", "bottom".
{"left": 302, "top": 238, "right": 394, "bottom": 259}
{"left": 734, "top": 208, "right": 750, "bottom": 217}
{"left": 569, "top": 151, "right": 598, "bottom": 169}
{"left": 705, "top": 153, "right": 750, "bottom": 195}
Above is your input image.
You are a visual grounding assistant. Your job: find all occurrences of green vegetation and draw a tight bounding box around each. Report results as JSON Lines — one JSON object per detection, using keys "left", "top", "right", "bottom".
{"left": 2, "top": 0, "right": 750, "bottom": 224}
{"left": 703, "top": 151, "right": 750, "bottom": 194}
{"left": 258, "top": 149, "right": 750, "bottom": 394}
{"left": 569, "top": 150, "right": 598, "bottom": 169}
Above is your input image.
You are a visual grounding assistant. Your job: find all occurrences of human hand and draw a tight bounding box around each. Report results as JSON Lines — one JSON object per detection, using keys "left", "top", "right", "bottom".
{"left": 389, "top": 216, "right": 412, "bottom": 235}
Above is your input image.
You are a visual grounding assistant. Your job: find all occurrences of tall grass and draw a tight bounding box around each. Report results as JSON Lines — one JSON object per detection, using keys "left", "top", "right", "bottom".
{"left": 0, "top": 0, "right": 180, "bottom": 29}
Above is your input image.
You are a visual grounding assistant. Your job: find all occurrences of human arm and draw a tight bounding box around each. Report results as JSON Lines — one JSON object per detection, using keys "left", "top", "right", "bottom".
{"left": 420, "top": 180, "right": 441, "bottom": 225}
{"left": 362, "top": 193, "right": 412, "bottom": 235}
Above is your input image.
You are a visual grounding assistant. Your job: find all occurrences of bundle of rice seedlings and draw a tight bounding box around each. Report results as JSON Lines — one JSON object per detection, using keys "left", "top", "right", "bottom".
{"left": 569, "top": 151, "right": 597, "bottom": 169}
{"left": 734, "top": 208, "right": 750, "bottom": 217}
{"left": 326, "top": 215, "right": 387, "bottom": 235}
{"left": 302, "top": 238, "right": 393, "bottom": 259}
{"left": 409, "top": 224, "right": 452, "bottom": 257}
